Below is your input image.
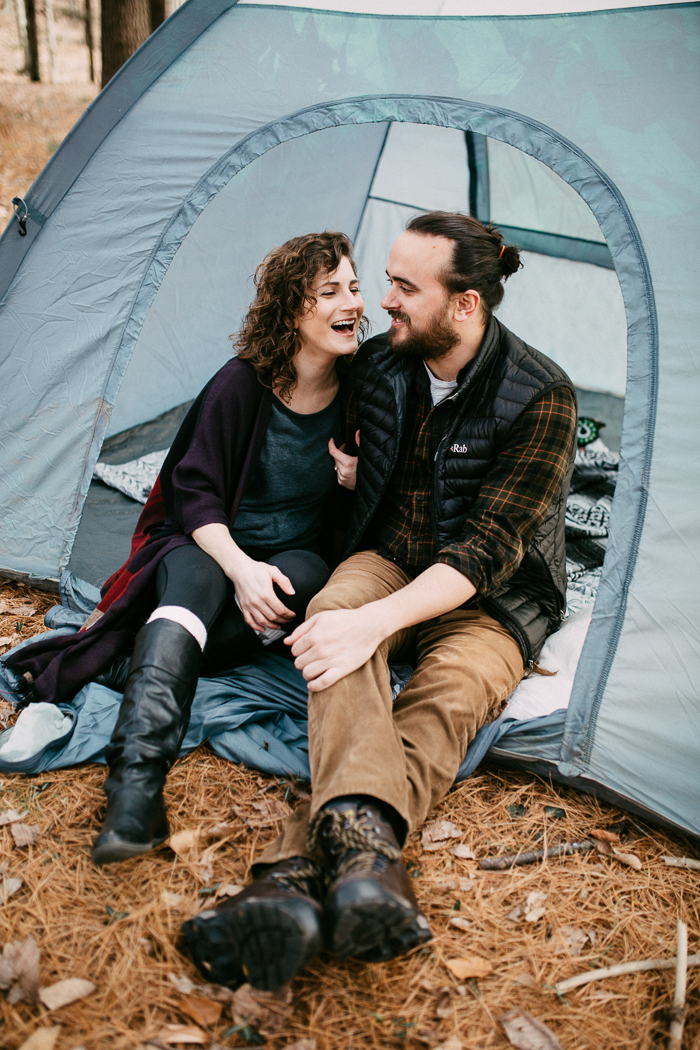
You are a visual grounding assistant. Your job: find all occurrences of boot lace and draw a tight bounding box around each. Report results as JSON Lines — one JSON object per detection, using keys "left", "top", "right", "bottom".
{"left": 268, "top": 858, "right": 326, "bottom": 898}
{"left": 307, "top": 805, "right": 402, "bottom": 869}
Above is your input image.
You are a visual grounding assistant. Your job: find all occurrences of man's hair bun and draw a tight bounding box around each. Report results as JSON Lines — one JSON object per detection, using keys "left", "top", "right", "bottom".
{"left": 498, "top": 242, "right": 522, "bottom": 278}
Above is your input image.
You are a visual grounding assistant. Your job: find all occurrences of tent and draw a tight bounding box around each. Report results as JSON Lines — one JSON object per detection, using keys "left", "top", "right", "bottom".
{"left": 0, "top": 0, "right": 698, "bottom": 836}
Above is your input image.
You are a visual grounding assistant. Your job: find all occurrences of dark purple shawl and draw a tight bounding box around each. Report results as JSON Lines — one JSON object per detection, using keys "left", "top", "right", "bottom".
{"left": 8, "top": 358, "right": 273, "bottom": 705}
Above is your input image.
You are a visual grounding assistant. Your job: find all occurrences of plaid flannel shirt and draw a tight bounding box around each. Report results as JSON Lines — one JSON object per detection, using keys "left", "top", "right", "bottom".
{"left": 370, "top": 370, "right": 577, "bottom": 595}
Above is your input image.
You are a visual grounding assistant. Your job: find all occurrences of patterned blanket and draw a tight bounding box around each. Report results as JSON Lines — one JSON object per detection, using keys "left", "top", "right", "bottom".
{"left": 564, "top": 435, "right": 619, "bottom": 617}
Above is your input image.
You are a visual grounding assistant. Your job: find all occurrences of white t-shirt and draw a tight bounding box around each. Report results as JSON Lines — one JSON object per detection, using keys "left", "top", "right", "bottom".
{"left": 424, "top": 363, "right": 458, "bottom": 406}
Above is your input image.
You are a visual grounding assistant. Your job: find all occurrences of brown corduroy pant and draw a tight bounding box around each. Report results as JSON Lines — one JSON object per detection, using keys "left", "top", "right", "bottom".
{"left": 256, "top": 551, "right": 523, "bottom": 867}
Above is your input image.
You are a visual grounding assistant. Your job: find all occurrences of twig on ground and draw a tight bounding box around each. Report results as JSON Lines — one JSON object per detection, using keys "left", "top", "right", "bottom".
{"left": 668, "top": 920, "right": 688, "bottom": 1050}
{"left": 554, "top": 953, "right": 700, "bottom": 994}
{"left": 662, "top": 856, "right": 700, "bottom": 872}
{"left": 479, "top": 841, "right": 594, "bottom": 870}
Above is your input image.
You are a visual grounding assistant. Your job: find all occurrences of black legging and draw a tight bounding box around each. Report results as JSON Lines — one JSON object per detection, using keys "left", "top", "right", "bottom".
{"left": 154, "top": 544, "right": 330, "bottom": 674}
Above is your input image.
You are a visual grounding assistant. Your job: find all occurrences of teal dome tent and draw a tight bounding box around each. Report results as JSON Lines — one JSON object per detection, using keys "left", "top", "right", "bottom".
{"left": 0, "top": 0, "right": 698, "bottom": 836}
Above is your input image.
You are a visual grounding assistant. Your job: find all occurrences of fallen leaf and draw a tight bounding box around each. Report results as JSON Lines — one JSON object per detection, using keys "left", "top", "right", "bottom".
{"left": 0, "top": 808, "right": 28, "bottom": 826}
{"left": 595, "top": 839, "right": 642, "bottom": 870}
{"left": 415, "top": 1029, "right": 441, "bottom": 1047}
{"left": 505, "top": 904, "right": 523, "bottom": 922}
{"left": 590, "top": 828, "right": 620, "bottom": 843}
{"left": 168, "top": 829, "right": 198, "bottom": 855}
{"left": 0, "top": 633, "right": 22, "bottom": 650}
{"left": 445, "top": 955, "right": 493, "bottom": 979}
{"left": 193, "top": 982, "right": 236, "bottom": 1003}
{"left": 507, "top": 803, "right": 526, "bottom": 819}
{"left": 231, "top": 982, "right": 293, "bottom": 1035}
{"left": 181, "top": 994, "right": 222, "bottom": 1027}
{"left": 39, "top": 978, "right": 96, "bottom": 1010}
{"left": 450, "top": 844, "right": 476, "bottom": 860}
{"left": 207, "top": 822, "right": 238, "bottom": 838}
{"left": 161, "top": 891, "right": 184, "bottom": 908}
{"left": 434, "top": 1037, "right": 463, "bottom": 1050}
{"left": 524, "top": 890, "right": 547, "bottom": 923}
{"left": 1, "top": 875, "right": 23, "bottom": 903}
{"left": 547, "top": 926, "right": 589, "bottom": 957}
{"left": 215, "top": 883, "right": 243, "bottom": 898}
{"left": 433, "top": 991, "right": 453, "bottom": 1020}
{"left": 156, "top": 1025, "right": 208, "bottom": 1046}
{"left": 543, "top": 807, "right": 566, "bottom": 819}
{"left": 422, "top": 819, "right": 463, "bottom": 851}
{"left": 6, "top": 606, "right": 37, "bottom": 617}
{"left": 284, "top": 1040, "right": 317, "bottom": 1050}
{"left": 17, "top": 1027, "right": 62, "bottom": 1050}
{"left": 250, "top": 798, "right": 292, "bottom": 824}
{"left": 196, "top": 843, "right": 217, "bottom": 884}
{"left": 138, "top": 937, "right": 155, "bottom": 957}
{"left": 500, "top": 1006, "right": 563, "bottom": 1050}
{"left": 168, "top": 973, "right": 196, "bottom": 995}
{"left": 11, "top": 823, "right": 41, "bottom": 847}
{"left": 0, "top": 934, "right": 41, "bottom": 1004}
{"left": 449, "top": 917, "right": 473, "bottom": 931}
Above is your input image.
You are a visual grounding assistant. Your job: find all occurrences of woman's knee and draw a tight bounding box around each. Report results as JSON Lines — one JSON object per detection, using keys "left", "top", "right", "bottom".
{"left": 269, "top": 550, "right": 330, "bottom": 619}
{"left": 156, "top": 544, "right": 228, "bottom": 626}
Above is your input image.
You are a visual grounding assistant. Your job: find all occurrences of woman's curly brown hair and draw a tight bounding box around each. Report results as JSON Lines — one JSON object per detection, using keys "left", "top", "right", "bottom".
{"left": 232, "top": 230, "right": 367, "bottom": 402}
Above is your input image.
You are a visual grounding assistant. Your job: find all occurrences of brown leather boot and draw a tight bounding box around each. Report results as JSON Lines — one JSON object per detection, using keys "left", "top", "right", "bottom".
{"left": 180, "top": 856, "right": 325, "bottom": 990}
{"left": 310, "top": 798, "right": 432, "bottom": 962}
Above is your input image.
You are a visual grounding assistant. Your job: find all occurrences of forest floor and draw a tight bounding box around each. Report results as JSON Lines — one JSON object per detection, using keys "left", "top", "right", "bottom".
{"left": 1, "top": 584, "right": 699, "bottom": 1050}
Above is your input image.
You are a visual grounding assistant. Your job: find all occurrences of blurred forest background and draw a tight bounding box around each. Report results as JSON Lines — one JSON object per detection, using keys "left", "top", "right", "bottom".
{"left": 0, "top": 0, "right": 185, "bottom": 232}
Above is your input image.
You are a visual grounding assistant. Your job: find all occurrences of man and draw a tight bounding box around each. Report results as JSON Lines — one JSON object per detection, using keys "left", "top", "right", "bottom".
{"left": 182, "top": 212, "right": 577, "bottom": 990}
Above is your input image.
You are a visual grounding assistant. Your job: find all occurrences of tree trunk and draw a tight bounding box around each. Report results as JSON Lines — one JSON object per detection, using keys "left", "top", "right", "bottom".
{"left": 100, "top": 0, "right": 150, "bottom": 88}
{"left": 46, "top": 0, "right": 56, "bottom": 83}
{"left": 23, "top": 0, "right": 40, "bottom": 81}
{"left": 14, "top": 0, "right": 30, "bottom": 74}
{"left": 84, "top": 0, "right": 94, "bottom": 82}
{"left": 149, "top": 0, "right": 165, "bottom": 34}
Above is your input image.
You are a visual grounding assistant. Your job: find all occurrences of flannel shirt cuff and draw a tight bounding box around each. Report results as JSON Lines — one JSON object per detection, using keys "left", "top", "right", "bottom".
{"left": 435, "top": 546, "right": 484, "bottom": 593}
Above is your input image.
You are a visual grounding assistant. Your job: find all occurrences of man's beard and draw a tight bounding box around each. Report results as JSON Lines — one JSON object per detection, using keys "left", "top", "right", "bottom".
{"left": 387, "top": 306, "right": 459, "bottom": 361}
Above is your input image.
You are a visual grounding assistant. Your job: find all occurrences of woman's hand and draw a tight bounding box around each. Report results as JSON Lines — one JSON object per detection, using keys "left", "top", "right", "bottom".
{"left": 191, "top": 523, "right": 295, "bottom": 632}
{"left": 228, "top": 555, "right": 296, "bottom": 633}
{"left": 329, "top": 434, "right": 359, "bottom": 490}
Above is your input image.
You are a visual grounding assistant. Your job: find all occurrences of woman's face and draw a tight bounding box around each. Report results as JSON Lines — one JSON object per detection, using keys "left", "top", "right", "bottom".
{"left": 295, "top": 256, "right": 364, "bottom": 359}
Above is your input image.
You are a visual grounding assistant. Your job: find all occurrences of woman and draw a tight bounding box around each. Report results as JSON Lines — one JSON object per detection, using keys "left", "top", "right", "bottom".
{"left": 8, "top": 230, "right": 364, "bottom": 865}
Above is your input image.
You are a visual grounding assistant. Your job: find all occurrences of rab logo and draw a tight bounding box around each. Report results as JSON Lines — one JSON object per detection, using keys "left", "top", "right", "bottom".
{"left": 450, "top": 442, "right": 468, "bottom": 453}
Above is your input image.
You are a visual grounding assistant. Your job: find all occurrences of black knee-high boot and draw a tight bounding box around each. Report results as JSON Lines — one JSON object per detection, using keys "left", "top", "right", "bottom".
{"left": 91, "top": 618, "right": 201, "bottom": 866}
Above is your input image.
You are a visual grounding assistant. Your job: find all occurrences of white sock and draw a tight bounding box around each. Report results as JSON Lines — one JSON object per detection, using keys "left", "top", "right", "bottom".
{"left": 147, "top": 606, "right": 208, "bottom": 651}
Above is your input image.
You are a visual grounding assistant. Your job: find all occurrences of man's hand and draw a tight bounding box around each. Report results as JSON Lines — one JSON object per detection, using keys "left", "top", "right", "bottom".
{"left": 285, "top": 606, "right": 384, "bottom": 692}
{"left": 285, "top": 562, "right": 476, "bottom": 693}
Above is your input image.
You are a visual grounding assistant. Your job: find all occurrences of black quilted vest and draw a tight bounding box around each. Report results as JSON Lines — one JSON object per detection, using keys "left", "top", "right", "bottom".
{"left": 345, "top": 317, "right": 577, "bottom": 667}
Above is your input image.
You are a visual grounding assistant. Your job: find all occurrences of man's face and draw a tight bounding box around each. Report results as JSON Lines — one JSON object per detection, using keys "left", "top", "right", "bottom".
{"left": 380, "top": 231, "right": 458, "bottom": 361}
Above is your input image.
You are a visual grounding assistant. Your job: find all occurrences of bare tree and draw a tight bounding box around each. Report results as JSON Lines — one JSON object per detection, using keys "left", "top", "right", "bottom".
{"left": 149, "top": 0, "right": 165, "bottom": 33}
{"left": 85, "top": 0, "right": 94, "bottom": 82}
{"left": 14, "top": 0, "right": 30, "bottom": 74}
{"left": 46, "top": 0, "right": 56, "bottom": 83}
{"left": 23, "top": 0, "right": 40, "bottom": 81}
{"left": 100, "top": 0, "right": 150, "bottom": 88}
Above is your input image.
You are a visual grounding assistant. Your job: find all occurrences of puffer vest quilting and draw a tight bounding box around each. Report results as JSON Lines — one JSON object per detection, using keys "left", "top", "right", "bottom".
{"left": 345, "top": 317, "right": 577, "bottom": 666}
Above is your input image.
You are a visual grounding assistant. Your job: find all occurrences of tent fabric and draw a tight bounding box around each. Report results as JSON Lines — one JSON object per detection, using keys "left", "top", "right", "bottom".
{"left": 0, "top": 1, "right": 697, "bottom": 837}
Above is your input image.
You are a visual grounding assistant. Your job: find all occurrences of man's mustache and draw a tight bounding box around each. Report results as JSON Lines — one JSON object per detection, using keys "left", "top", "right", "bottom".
{"left": 388, "top": 310, "right": 410, "bottom": 325}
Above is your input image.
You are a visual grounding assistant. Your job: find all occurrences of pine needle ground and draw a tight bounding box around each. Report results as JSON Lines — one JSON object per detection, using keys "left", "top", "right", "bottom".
{"left": 1, "top": 579, "right": 698, "bottom": 1050}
